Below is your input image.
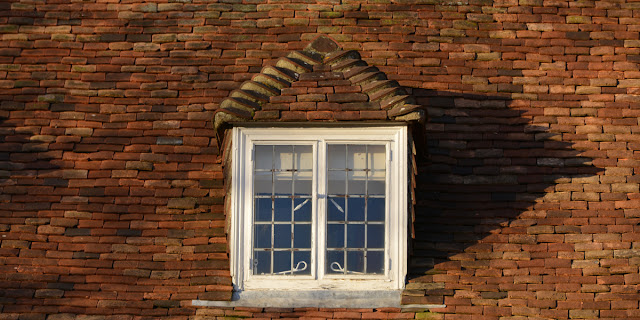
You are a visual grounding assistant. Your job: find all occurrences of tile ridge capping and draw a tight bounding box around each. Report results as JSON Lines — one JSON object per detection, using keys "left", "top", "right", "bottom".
{"left": 213, "top": 35, "right": 426, "bottom": 142}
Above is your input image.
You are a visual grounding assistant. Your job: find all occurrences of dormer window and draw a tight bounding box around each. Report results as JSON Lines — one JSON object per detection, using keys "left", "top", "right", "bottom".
{"left": 229, "top": 126, "right": 408, "bottom": 291}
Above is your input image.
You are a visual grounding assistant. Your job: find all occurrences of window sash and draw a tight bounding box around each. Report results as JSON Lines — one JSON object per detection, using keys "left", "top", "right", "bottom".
{"left": 231, "top": 127, "right": 407, "bottom": 291}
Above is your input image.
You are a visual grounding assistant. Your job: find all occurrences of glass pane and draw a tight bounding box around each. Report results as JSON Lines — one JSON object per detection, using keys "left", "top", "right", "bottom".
{"left": 294, "top": 251, "right": 311, "bottom": 275}
{"left": 328, "top": 144, "right": 346, "bottom": 169}
{"left": 254, "top": 171, "right": 272, "bottom": 196}
{"left": 366, "top": 251, "right": 384, "bottom": 274}
{"left": 273, "top": 251, "right": 292, "bottom": 274}
{"left": 326, "top": 250, "right": 344, "bottom": 274}
{"left": 327, "top": 197, "right": 345, "bottom": 221}
{"left": 327, "top": 223, "right": 344, "bottom": 248}
{"left": 328, "top": 171, "right": 346, "bottom": 195}
{"left": 367, "top": 198, "right": 385, "bottom": 221}
{"left": 368, "top": 145, "right": 386, "bottom": 171}
{"left": 293, "top": 198, "right": 311, "bottom": 221}
{"left": 347, "top": 171, "right": 365, "bottom": 195}
{"left": 255, "top": 145, "right": 273, "bottom": 170}
{"left": 347, "top": 251, "right": 364, "bottom": 273}
{"left": 274, "top": 198, "right": 291, "bottom": 222}
{"left": 347, "top": 197, "right": 365, "bottom": 221}
{"left": 274, "top": 172, "right": 292, "bottom": 196}
{"left": 367, "top": 224, "right": 384, "bottom": 248}
{"left": 294, "top": 145, "right": 312, "bottom": 171}
{"left": 347, "top": 145, "right": 367, "bottom": 170}
{"left": 254, "top": 198, "right": 272, "bottom": 222}
{"left": 253, "top": 251, "right": 271, "bottom": 275}
{"left": 293, "top": 224, "right": 311, "bottom": 248}
{"left": 368, "top": 172, "right": 385, "bottom": 196}
{"left": 254, "top": 224, "right": 271, "bottom": 248}
{"left": 294, "top": 171, "right": 312, "bottom": 195}
{"left": 347, "top": 224, "right": 365, "bottom": 248}
{"left": 274, "top": 145, "right": 293, "bottom": 170}
{"left": 274, "top": 224, "right": 291, "bottom": 248}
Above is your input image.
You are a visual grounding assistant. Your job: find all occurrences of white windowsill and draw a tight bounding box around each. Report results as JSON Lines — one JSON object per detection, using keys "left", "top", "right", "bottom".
{"left": 191, "top": 290, "right": 446, "bottom": 309}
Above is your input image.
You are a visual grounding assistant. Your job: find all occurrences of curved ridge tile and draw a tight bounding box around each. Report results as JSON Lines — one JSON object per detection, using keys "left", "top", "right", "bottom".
{"left": 276, "top": 57, "right": 312, "bottom": 75}
{"left": 388, "top": 104, "right": 423, "bottom": 117}
{"left": 324, "top": 50, "right": 361, "bottom": 65}
{"left": 349, "top": 72, "right": 387, "bottom": 86}
{"left": 361, "top": 79, "right": 399, "bottom": 95}
{"left": 369, "top": 86, "right": 406, "bottom": 102}
{"left": 331, "top": 58, "right": 367, "bottom": 72}
{"left": 380, "top": 95, "right": 412, "bottom": 110}
{"left": 230, "top": 89, "right": 269, "bottom": 104}
{"left": 343, "top": 65, "right": 379, "bottom": 79}
{"left": 261, "top": 66, "right": 297, "bottom": 83}
{"left": 239, "top": 80, "right": 280, "bottom": 97}
{"left": 252, "top": 74, "right": 290, "bottom": 91}
{"left": 289, "top": 50, "right": 322, "bottom": 65}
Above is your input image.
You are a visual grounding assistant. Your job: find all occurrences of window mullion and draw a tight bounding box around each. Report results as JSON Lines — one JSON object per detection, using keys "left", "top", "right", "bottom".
{"left": 315, "top": 139, "right": 327, "bottom": 281}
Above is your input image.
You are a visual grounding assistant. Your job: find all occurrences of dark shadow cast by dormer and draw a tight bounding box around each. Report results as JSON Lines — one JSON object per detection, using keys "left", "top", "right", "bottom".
{"left": 403, "top": 89, "right": 604, "bottom": 304}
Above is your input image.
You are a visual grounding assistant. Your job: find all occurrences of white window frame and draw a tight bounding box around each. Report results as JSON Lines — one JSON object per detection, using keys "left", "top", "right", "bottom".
{"left": 230, "top": 126, "right": 407, "bottom": 292}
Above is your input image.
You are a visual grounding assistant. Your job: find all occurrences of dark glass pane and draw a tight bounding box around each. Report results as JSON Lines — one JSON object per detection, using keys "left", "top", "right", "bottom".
{"left": 274, "top": 224, "right": 291, "bottom": 248}
{"left": 367, "top": 224, "right": 384, "bottom": 249}
{"left": 273, "top": 251, "right": 292, "bottom": 274}
{"left": 294, "top": 251, "right": 311, "bottom": 275}
{"left": 293, "top": 224, "right": 311, "bottom": 249}
{"left": 327, "top": 223, "right": 344, "bottom": 248}
{"left": 253, "top": 250, "right": 271, "bottom": 275}
{"left": 347, "top": 224, "right": 365, "bottom": 248}
{"left": 347, "top": 197, "right": 365, "bottom": 221}
{"left": 254, "top": 224, "right": 271, "bottom": 249}
{"left": 293, "top": 198, "right": 311, "bottom": 222}
{"left": 254, "top": 198, "right": 272, "bottom": 222}
{"left": 366, "top": 251, "right": 384, "bottom": 274}
{"left": 327, "top": 197, "right": 345, "bottom": 221}
{"left": 274, "top": 198, "right": 292, "bottom": 222}
{"left": 326, "top": 250, "right": 344, "bottom": 274}
{"left": 347, "top": 251, "right": 364, "bottom": 273}
{"left": 367, "top": 198, "right": 385, "bottom": 221}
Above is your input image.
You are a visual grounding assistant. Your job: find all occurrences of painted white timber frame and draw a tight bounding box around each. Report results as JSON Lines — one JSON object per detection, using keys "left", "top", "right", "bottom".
{"left": 230, "top": 126, "right": 408, "bottom": 292}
